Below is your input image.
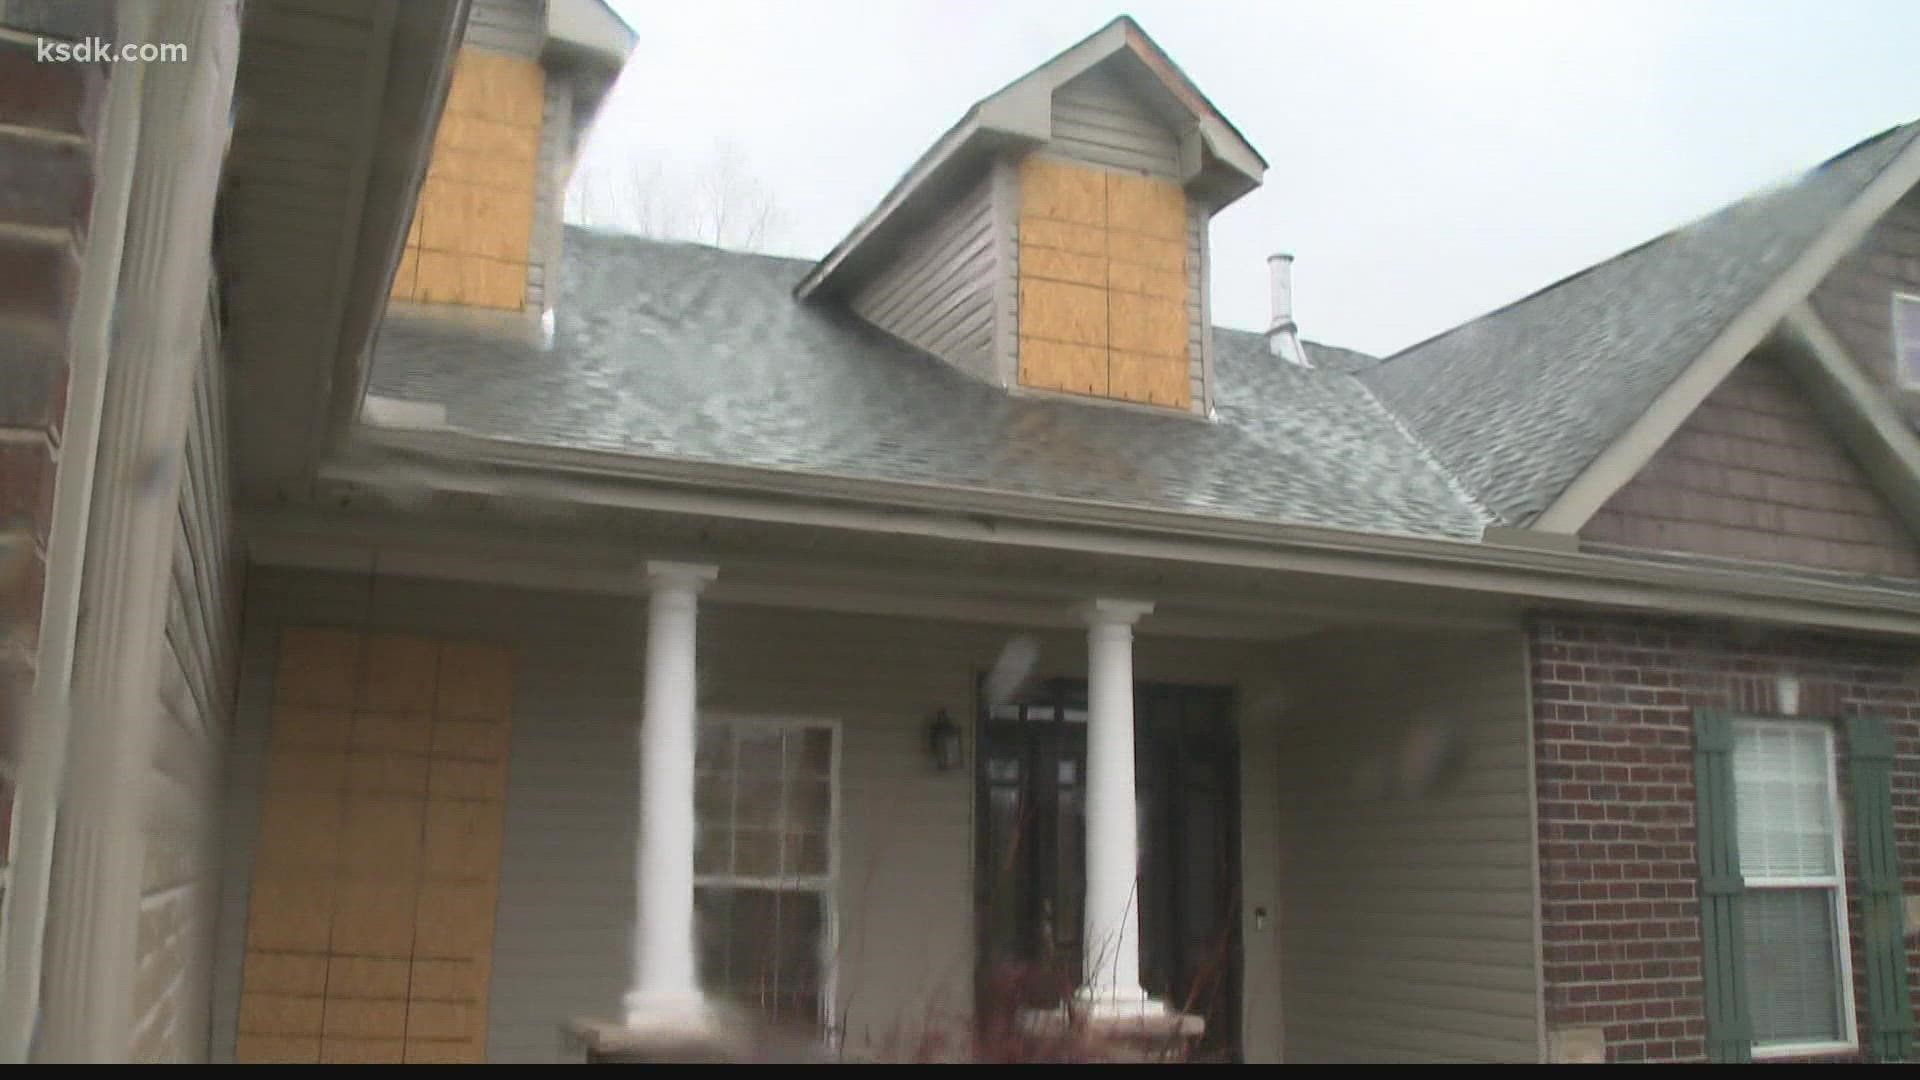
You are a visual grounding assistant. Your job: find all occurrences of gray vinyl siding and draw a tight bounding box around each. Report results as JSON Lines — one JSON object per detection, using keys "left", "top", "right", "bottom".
{"left": 1049, "top": 67, "right": 1182, "bottom": 179}
{"left": 211, "top": 569, "right": 1289, "bottom": 1062}
{"left": 850, "top": 171, "right": 1001, "bottom": 385}
{"left": 991, "top": 158, "right": 1021, "bottom": 389}
{"left": 466, "top": 0, "right": 543, "bottom": 57}
{"left": 133, "top": 323, "right": 241, "bottom": 1061}
{"left": 528, "top": 77, "right": 574, "bottom": 314}
{"left": 1274, "top": 627, "right": 1542, "bottom": 1064}
{"left": 1187, "top": 202, "right": 1207, "bottom": 414}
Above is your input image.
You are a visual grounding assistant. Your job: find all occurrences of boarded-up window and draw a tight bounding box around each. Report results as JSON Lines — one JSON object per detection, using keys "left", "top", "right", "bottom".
{"left": 1016, "top": 156, "right": 1190, "bottom": 409}
{"left": 391, "top": 48, "right": 545, "bottom": 311}
{"left": 236, "top": 630, "right": 516, "bottom": 1064}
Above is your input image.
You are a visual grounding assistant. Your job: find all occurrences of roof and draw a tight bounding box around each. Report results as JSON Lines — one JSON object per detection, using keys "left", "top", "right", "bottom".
{"left": 368, "top": 228, "right": 1489, "bottom": 540}
{"left": 364, "top": 121, "right": 1920, "bottom": 546}
{"left": 1363, "top": 122, "right": 1920, "bottom": 526}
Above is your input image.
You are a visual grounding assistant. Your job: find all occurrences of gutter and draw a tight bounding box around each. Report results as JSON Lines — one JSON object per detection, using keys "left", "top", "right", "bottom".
{"left": 320, "top": 0, "right": 468, "bottom": 459}
{"left": 331, "top": 425, "right": 1920, "bottom": 638}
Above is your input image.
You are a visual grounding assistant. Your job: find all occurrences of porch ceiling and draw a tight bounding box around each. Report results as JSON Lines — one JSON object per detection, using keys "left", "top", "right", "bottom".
{"left": 220, "top": 0, "right": 460, "bottom": 505}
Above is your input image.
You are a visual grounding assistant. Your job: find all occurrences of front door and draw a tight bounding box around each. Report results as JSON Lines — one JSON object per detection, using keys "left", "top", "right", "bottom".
{"left": 975, "top": 679, "right": 1240, "bottom": 1059}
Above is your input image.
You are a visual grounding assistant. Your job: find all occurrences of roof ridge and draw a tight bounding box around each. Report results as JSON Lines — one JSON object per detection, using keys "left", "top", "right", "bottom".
{"left": 561, "top": 223, "right": 819, "bottom": 268}
{"left": 1352, "top": 376, "right": 1499, "bottom": 528}
{"left": 1372, "top": 120, "right": 1920, "bottom": 368}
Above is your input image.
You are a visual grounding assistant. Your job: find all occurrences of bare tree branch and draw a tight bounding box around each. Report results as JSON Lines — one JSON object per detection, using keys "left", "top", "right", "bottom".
{"left": 569, "top": 138, "right": 783, "bottom": 252}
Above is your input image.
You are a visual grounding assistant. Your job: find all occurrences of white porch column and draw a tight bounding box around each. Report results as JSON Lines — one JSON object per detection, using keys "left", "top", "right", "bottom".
{"left": 624, "top": 561, "right": 718, "bottom": 1028}
{"left": 1078, "top": 598, "right": 1156, "bottom": 1014}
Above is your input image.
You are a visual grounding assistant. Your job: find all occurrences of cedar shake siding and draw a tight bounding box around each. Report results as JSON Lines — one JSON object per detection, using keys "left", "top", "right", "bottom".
{"left": 1810, "top": 183, "right": 1920, "bottom": 405}
{"left": 1582, "top": 353, "right": 1920, "bottom": 577}
{"left": 1529, "top": 612, "right": 1920, "bottom": 1063}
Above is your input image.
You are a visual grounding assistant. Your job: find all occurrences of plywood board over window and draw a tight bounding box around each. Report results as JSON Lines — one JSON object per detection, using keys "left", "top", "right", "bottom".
{"left": 390, "top": 47, "right": 545, "bottom": 312}
{"left": 236, "top": 629, "right": 517, "bottom": 1064}
{"left": 1016, "top": 156, "right": 1190, "bottom": 410}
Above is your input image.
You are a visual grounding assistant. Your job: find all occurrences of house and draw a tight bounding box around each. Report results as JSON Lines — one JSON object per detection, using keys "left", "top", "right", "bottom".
{"left": 0, "top": 0, "right": 1915, "bottom": 1065}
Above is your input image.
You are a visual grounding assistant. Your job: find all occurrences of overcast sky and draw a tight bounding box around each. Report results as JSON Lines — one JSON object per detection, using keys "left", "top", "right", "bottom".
{"left": 578, "top": 0, "right": 1920, "bottom": 357}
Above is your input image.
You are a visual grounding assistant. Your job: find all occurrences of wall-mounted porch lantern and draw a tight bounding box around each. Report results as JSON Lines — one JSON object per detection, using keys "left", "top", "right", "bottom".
{"left": 928, "top": 708, "right": 964, "bottom": 772}
{"left": 1776, "top": 673, "right": 1801, "bottom": 716}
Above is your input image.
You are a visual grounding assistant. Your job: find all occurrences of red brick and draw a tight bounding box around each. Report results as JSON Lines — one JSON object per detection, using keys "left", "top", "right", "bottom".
{"left": 0, "top": 36, "right": 107, "bottom": 138}
{"left": 0, "top": 131, "right": 93, "bottom": 233}
{"left": 1530, "top": 611, "right": 1920, "bottom": 1063}
{"left": 0, "top": 438, "right": 55, "bottom": 543}
{"left": 0, "top": 232, "right": 80, "bottom": 330}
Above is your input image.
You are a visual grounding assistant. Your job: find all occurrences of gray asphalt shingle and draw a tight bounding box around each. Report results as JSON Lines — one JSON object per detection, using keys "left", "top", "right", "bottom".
{"left": 370, "top": 228, "right": 1488, "bottom": 539}
{"left": 1362, "top": 123, "right": 1920, "bottom": 526}
{"left": 368, "top": 124, "right": 1918, "bottom": 541}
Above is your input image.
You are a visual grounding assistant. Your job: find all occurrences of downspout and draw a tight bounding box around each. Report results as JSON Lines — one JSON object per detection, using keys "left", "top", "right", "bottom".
{"left": 0, "top": 4, "right": 150, "bottom": 1059}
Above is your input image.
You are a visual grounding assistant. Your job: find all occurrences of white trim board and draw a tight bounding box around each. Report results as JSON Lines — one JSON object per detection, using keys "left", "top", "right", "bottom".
{"left": 1890, "top": 291, "right": 1920, "bottom": 391}
{"left": 1778, "top": 302, "right": 1920, "bottom": 544}
{"left": 318, "top": 428, "right": 1920, "bottom": 637}
{"left": 239, "top": 507, "right": 1516, "bottom": 640}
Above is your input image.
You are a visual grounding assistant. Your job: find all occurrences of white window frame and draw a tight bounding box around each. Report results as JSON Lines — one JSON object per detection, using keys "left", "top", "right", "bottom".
{"left": 694, "top": 714, "right": 842, "bottom": 1033}
{"left": 1891, "top": 291, "right": 1920, "bottom": 391}
{"left": 1731, "top": 717, "right": 1858, "bottom": 1060}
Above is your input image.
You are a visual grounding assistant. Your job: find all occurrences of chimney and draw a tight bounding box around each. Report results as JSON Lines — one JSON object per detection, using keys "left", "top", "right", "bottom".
{"left": 1265, "top": 253, "right": 1311, "bottom": 368}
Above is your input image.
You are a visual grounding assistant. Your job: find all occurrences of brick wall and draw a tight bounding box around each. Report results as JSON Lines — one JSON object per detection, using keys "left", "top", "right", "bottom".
{"left": 0, "top": 14, "right": 109, "bottom": 872}
{"left": 1531, "top": 611, "right": 1920, "bottom": 1062}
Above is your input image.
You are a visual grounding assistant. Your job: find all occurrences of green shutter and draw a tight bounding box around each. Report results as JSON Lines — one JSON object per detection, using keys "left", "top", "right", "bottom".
{"left": 1847, "top": 715, "right": 1915, "bottom": 1063}
{"left": 1694, "top": 711, "right": 1753, "bottom": 1063}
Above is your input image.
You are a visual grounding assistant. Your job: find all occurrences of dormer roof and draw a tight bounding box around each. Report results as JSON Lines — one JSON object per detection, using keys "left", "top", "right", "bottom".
{"left": 794, "top": 16, "right": 1265, "bottom": 303}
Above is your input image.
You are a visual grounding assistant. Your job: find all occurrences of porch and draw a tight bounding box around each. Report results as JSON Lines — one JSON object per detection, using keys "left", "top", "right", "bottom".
{"left": 208, "top": 550, "right": 1543, "bottom": 1063}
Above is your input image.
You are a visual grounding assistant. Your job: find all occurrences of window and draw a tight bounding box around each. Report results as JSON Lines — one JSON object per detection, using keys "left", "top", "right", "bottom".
{"left": 1894, "top": 293, "right": 1920, "bottom": 389}
{"left": 1730, "top": 719, "right": 1856, "bottom": 1056}
{"left": 694, "top": 718, "right": 838, "bottom": 1029}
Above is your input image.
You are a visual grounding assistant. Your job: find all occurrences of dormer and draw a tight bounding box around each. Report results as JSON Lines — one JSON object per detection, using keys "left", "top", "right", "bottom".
{"left": 388, "top": 0, "right": 632, "bottom": 321}
{"left": 797, "top": 17, "right": 1265, "bottom": 416}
